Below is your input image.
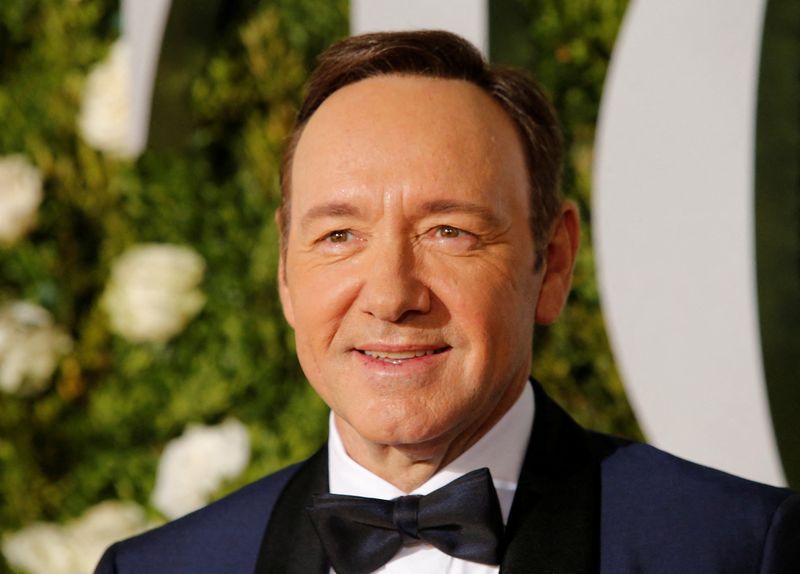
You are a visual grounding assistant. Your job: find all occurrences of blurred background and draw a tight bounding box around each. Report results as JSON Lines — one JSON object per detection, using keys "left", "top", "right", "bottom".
{"left": 1, "top": 0, "right": 796, "bottom": 572}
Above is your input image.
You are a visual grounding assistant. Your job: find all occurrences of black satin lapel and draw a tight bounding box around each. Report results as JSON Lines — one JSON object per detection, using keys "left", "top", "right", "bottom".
{"left": 254, "top": 446, "right": 330, "bottom": 574}
{"left": 500, "top": 380, "right": 601, "bottom": 574}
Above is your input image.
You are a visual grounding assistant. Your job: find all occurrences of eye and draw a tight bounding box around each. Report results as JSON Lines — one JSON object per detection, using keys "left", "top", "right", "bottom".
{"left": 436, "top": 225, "right": 463, "bottom": 239}
{"left": 427, "top": 225, "right": 479, "bottom": 252}
{"left": 326, "top": 230, "right": 352, "bottom": 243}
{"left": 317, "top": 229, "right": 364, "bottom": 254}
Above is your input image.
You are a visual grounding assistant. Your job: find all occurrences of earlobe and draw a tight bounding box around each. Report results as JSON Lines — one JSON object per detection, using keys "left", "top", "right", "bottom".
{"left": 278, "top": 254, "right": 296, "bottom": 328}
{"left": 275, "top": 210, "right": 296, "bottom": 328}
{"left": 534, "top": 201, "right": 581, "bottom": 325}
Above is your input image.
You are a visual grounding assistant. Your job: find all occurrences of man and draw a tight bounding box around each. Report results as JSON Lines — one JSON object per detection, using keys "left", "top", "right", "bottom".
{"left": 96, "top": 30, "right": 799, "bottom": 573}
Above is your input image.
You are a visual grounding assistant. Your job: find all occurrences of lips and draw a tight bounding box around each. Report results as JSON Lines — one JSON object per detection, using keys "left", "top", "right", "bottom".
{"left": 355, "top": 346, "right": 450, "bottom": 365}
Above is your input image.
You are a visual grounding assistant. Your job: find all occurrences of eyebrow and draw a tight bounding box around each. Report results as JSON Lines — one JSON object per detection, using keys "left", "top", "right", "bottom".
{"left": 417, "top": 199, "right": 502, "bottom": 226}
{"left": 300, "top": 202, "right": 363, "bottom": 229}
{"left": 299, "top": 198, "right": 503, "bottom": 229}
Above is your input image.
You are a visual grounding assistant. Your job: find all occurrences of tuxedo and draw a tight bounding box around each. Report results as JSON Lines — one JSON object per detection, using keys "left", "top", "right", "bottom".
{"left": 95, "top": 381, "right": 800, "bottom": 573}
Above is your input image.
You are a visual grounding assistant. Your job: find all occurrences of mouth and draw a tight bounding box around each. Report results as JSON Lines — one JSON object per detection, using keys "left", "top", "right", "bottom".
{"left": 355, "top": 347, "right": 450, "bottom": 365}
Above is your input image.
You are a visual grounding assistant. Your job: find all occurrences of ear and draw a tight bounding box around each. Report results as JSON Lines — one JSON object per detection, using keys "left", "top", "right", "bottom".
{"left": 535, "top": 201, "right": 581, "bottom": 325}
{"left": 275, "top": 209, "right": 296, "bottom": 328}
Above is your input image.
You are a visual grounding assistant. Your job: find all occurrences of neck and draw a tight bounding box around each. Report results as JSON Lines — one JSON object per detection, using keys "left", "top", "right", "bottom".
{"left": 334, "top": 378, "right": 527, "bottom": 492}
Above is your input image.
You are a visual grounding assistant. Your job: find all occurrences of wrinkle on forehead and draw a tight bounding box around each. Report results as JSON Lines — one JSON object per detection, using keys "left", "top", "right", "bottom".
{"left": 290, "top": 75, "right": 529, "bottom": 228}
{"left": 295, "top": 77, "right": 521, "bottom": 173}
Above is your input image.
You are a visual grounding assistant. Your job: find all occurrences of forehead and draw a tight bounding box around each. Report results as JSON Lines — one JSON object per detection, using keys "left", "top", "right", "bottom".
{"left": 290, "top": 75, "right": 528, "bottom": 213}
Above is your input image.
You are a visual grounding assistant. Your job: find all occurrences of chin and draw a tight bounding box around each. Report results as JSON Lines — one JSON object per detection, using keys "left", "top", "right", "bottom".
{"left": 354, "top": 411, "right": 455, "bottom": 450}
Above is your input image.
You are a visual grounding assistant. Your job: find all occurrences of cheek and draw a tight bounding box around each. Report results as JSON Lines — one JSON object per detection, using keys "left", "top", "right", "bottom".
{"left": 289, "top": 262, "right": 361, "bottom": 332}
{"left": 435, "top": 256, "right": 537, "bottom": 324}
{"left": 432, "top": 258, "right": 537, "bottom": 373}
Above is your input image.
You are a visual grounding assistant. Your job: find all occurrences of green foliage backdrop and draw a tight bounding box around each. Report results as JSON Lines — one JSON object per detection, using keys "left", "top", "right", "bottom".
{"left": 0, "top": 0, "right": 637, "bottom": 571}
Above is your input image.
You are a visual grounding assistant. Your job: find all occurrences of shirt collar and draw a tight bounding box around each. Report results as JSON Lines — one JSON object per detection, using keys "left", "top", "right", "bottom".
{"left": 328, "top": 381, "right": 534, "bottom": 523}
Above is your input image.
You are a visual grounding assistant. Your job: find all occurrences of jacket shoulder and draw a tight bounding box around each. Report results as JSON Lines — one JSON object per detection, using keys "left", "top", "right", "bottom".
{"left": 596, "top": 436, "right": 799, "bottom": 572}
{"left": 95, "top": 463, "right": 301, "bottom": 574}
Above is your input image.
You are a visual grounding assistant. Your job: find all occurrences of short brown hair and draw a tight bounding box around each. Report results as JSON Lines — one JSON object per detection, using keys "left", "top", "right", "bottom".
{"left": 279, "top": 30, "right": 563, "bottom": 262}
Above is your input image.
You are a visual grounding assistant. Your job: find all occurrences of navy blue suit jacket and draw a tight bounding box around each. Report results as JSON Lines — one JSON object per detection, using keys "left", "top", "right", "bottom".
{"left": 96, "top": 382, "right": 800, "bottom": 573}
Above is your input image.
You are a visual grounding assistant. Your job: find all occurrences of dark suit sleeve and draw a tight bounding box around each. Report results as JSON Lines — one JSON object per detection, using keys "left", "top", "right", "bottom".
{"left": 759, "top": 493, "right": 800, "bottom": 573}
{"left": 94, "top": 543, "right": 119, "bottom": 574}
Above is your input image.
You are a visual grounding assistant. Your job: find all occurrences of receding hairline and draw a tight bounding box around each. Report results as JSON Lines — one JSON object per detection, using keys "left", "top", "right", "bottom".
{"left": 282, "top": 71, "right": 542, "bottom": 224}
{"left": 285, "top": 73, "right": 530, "bottom": 239}
{"left": 279, "top": 30, "right": 564, "bottom": 267}
{"left": 293, "top": 73, "right": 527, "bottom": 169}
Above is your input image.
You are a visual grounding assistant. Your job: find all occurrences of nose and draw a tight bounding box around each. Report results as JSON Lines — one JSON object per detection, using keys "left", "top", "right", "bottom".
{"left": 358, "top": 238, "right": 431, "bottom": 323}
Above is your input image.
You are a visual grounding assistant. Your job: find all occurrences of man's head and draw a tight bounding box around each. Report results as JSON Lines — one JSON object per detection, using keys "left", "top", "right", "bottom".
{"left": 276, "top": 31, "right": 579, "bottom": 472}
{"left": 279, "top": 30, "right": 564, "bottom": 266}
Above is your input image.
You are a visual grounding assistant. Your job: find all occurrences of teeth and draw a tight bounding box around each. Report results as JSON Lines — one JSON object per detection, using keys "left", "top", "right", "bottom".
{"left": 363, "top": 350, "right": 436, "bottom": 361}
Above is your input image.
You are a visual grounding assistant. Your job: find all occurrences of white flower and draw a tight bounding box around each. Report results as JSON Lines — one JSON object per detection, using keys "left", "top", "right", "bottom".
{"left": 0, "top": 523, "right": 73, "bottom": 574}
{"left": 0, "top": 302, "right": 73, "bottom": 396}
{"left": 67, "top": 501, "right": 153, "bottom": 573}
{"left": 152, "top": 418, "right": 250, "bottom": 519}
{"left": 102, "top": 244, "right": 206, "bottom": 343}
{"left": 1, "top": 501, "right": 152, "bottom": 574}
{"left": 78, "top": 40, "right": 136, "bottom": 159}
{"left": 0, "top": 154, "right": 43, "bottom": 245}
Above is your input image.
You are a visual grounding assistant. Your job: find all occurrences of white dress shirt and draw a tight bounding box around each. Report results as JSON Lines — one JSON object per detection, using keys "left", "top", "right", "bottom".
{"left": 327, "top": 383, "right": 535, "bottom": 574}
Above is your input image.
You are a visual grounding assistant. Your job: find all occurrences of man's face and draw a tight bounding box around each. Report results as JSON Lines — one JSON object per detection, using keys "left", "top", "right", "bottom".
{"left": 280, "top": 75, "right": 547, "bottom": 453}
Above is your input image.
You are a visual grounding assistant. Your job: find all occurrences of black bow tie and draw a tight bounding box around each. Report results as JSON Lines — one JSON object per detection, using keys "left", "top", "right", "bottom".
{"left": 307, "top": 467, "right": 504, "bottom": 574}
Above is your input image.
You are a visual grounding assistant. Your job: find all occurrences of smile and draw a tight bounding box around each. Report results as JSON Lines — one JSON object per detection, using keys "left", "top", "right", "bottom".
{"left": 356, "top": 347, "right": 449, "bottom": 365}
